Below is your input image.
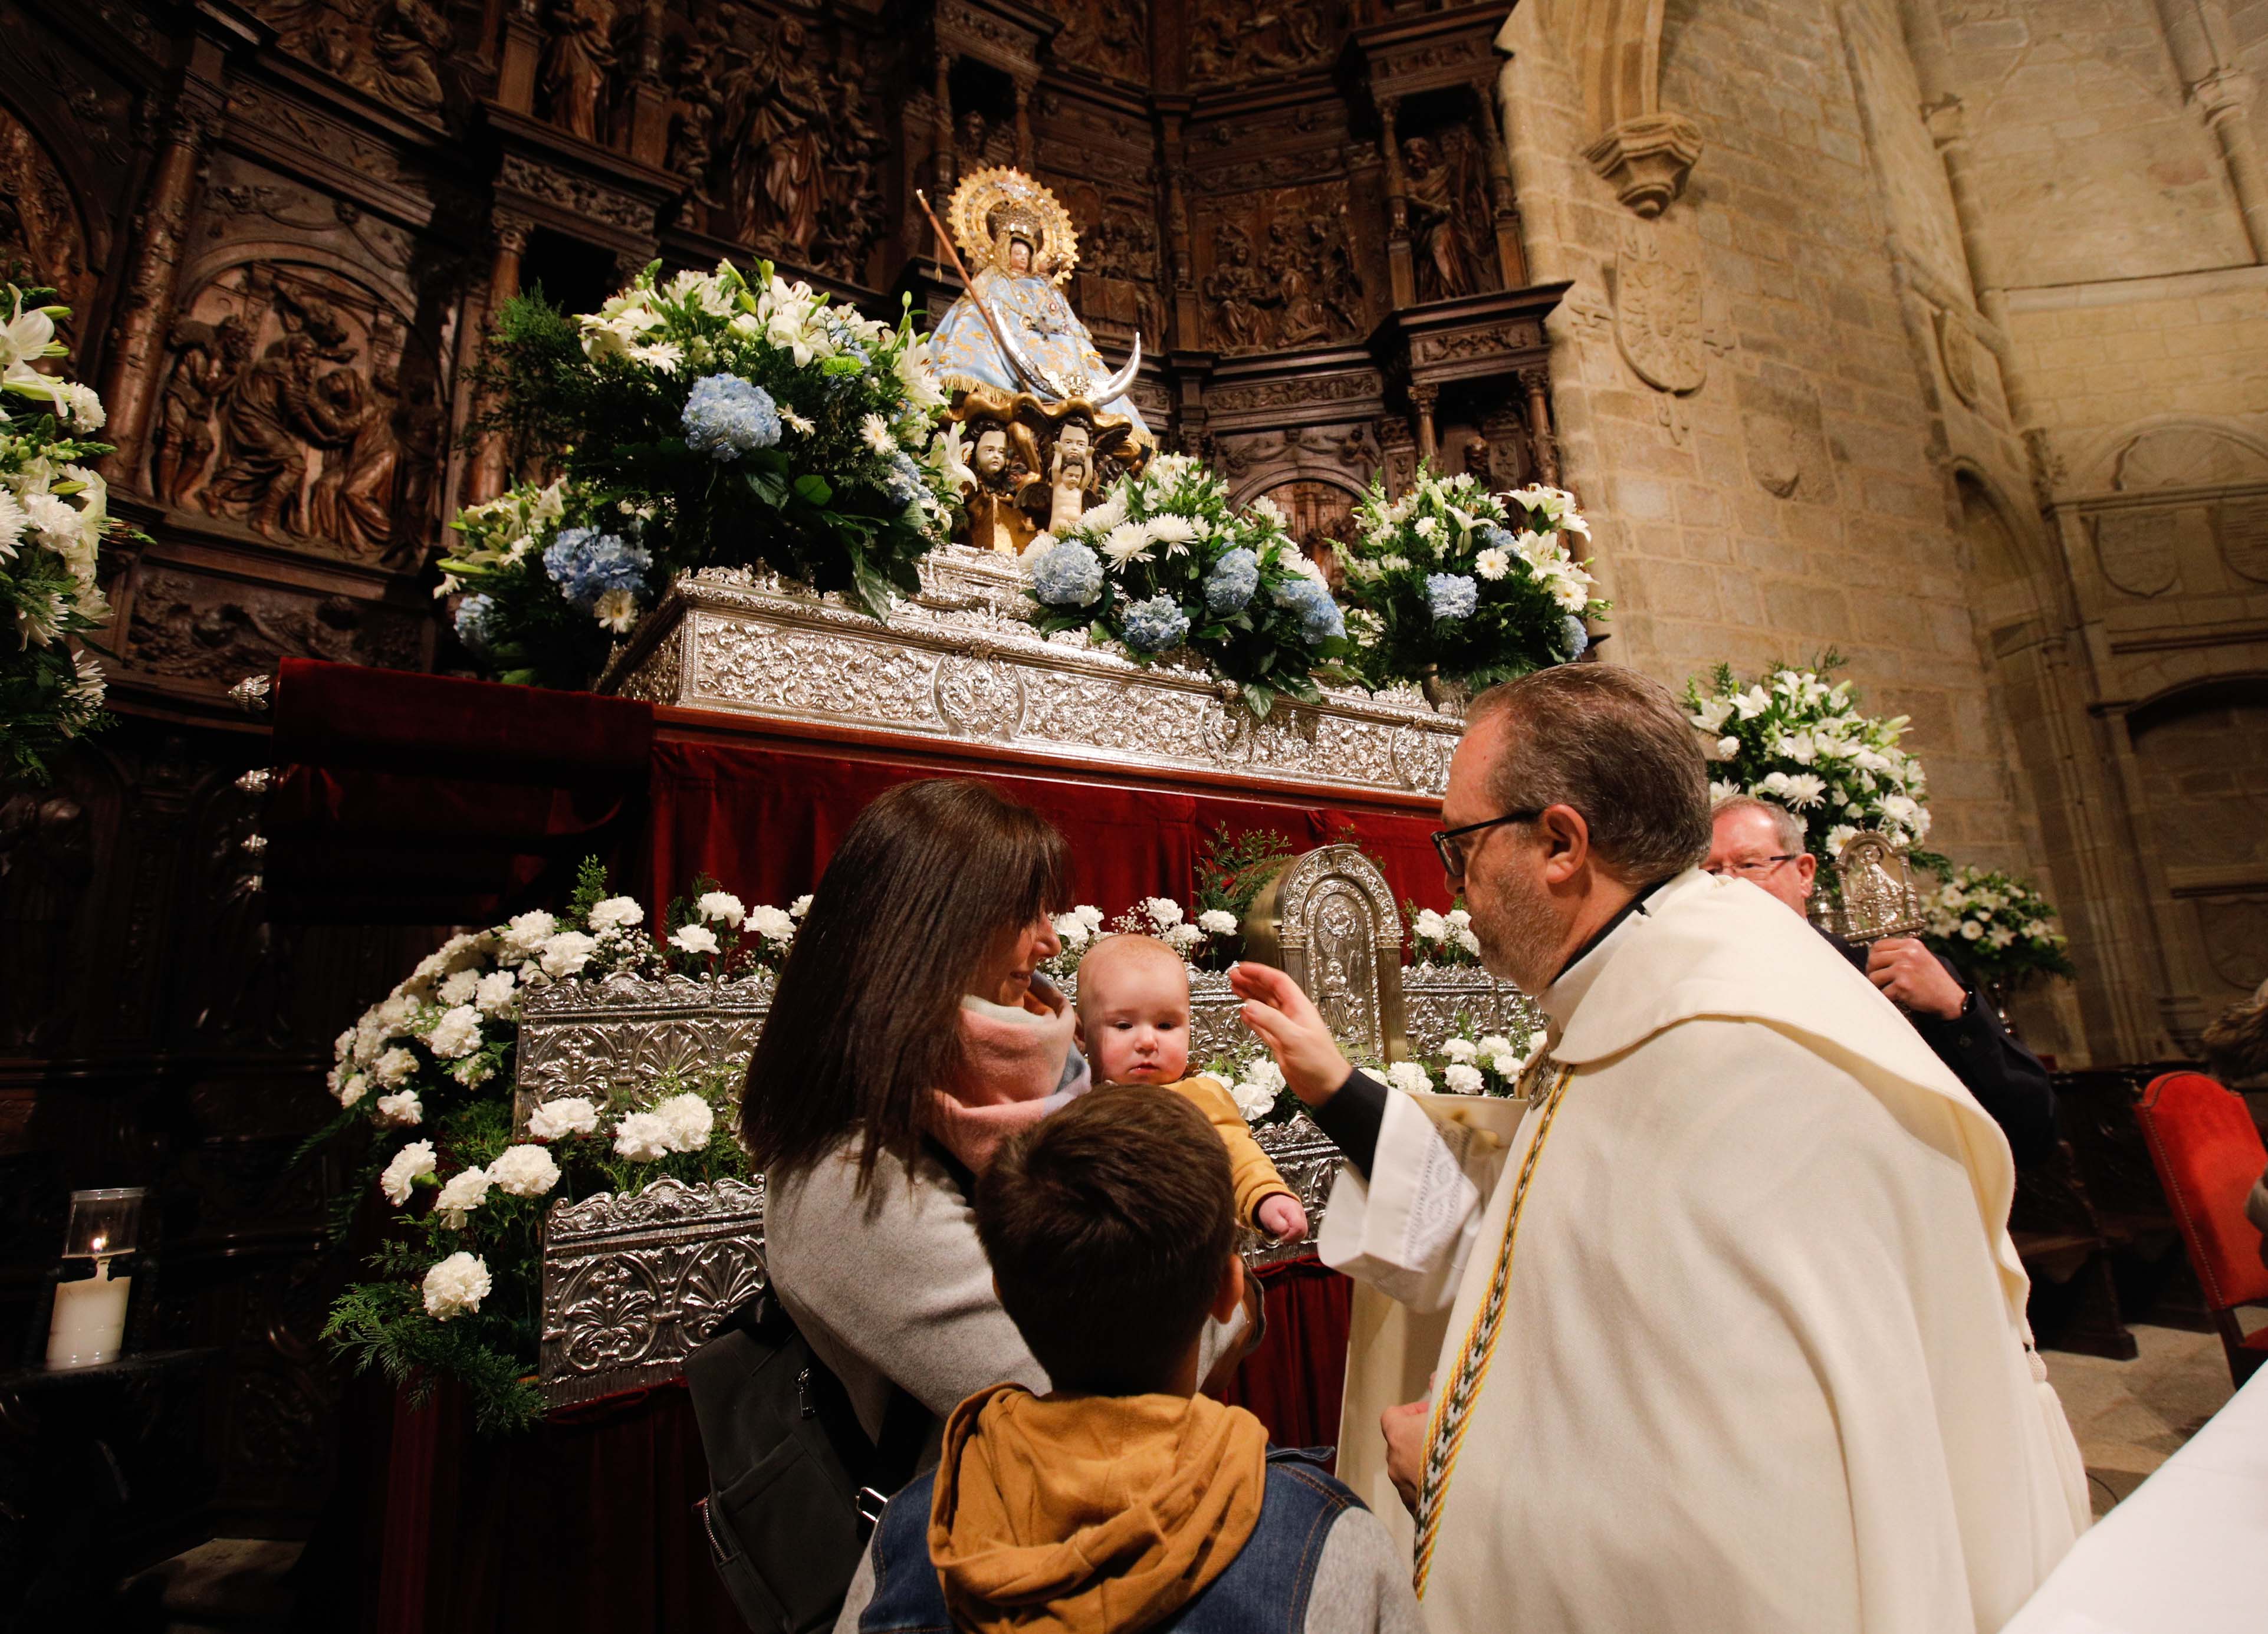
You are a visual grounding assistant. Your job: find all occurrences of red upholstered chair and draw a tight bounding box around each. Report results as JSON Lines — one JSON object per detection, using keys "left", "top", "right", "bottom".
{"left": 2134, "top": 1071, "right": 2268, "bottom": 1386}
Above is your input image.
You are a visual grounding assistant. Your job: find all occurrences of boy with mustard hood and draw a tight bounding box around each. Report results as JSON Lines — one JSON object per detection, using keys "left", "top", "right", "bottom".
{"left": 833, "top": 1086, "right": 1423, "bottom": 1634}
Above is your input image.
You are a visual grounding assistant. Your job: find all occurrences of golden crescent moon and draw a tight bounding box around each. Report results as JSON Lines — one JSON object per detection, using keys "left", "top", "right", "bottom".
{"left": 944, "top": 166, "right": 1080, "bottom": 287}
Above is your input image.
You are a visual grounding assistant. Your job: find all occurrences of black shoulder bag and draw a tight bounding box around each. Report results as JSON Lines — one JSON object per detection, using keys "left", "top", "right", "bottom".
{"left": 685, "top": 1290, "right": 931, "bottom": 1634}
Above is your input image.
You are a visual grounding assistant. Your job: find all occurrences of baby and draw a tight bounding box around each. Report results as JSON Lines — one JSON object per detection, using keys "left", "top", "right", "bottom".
{"left": 1074, "top": 933, "right": 1310, "bottom": 1242}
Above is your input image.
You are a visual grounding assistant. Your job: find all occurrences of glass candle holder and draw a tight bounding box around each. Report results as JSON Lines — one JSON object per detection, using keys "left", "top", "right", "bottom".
{"left": 47, "top": 1188, "right": 146, "bottom": 1369}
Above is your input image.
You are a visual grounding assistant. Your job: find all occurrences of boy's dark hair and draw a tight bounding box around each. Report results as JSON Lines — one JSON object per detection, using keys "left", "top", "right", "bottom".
{"left": 975, "top": 1087, "right": 1237, "bottom": 1395}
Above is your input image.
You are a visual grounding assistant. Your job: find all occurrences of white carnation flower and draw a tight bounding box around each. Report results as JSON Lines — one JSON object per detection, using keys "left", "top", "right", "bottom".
{"left": 502, "top": 910, "right": 558, "bottom": 955}
{"left": 1455, "top": 928, "right": 1483, "bottom": 956}
{"left": 438, "top": 968, "right": 481, "bottom": 1006}
{"left": 1232, "top": 1079, "right": 1278, "bottom": 1122}
{"left": 1051, "top": 910, "right": 1094, "bottom": 948}
{"left": 789, "top": 895, "right": 814, "bottom": 919}
{"left": 375, "top": 1089, "right": 423, "bottom": 1127}
{"left": 1412, "top": 908, "right": 1448, "bottom": 942}
{"left": 421, "top": 1251, "right": 492, "bottom": 1320}
{"left": 587, "top": 896, "right": 643, "bottom": 932}
{"left": 450, "top": 1055, "right": 495, "bottom": 1088}
{"left": 379, "top": 1140, "right": 436, "bottom": 1205}
{"left": 539, "top": 931, "right": 599, "bottom": 978}
{"left": 1477, "top": 1034, "right": 1514, "bottom": 1057}
{"left": 1385, "top": 1060, "right": 1434, "bottom": 1094}
{"left": 1197, "top": 909, "right": 1238, "bottom": 936}
{"left": 670, "top": 923, "right": 721, "bottom": 956}
{"left": 433, "top": 1167, "right": 492, "bottom": 1228}
{"left": 1444, "top": 1063, "right": 1485, "bottom": 1095}
{"left": 1714, "top": 735, "right": 1740, "bottom": 759}
{"left": 474, "top": 969, "right": 520, "bottom": 1017}
{"left": 1485, "top": 1054, "right": 1520, "bottom": 1079}
{"left": 372, "top": 1046, "right": 419, "bottom": 1087}
{"left": 655, "top": 1091, "right": 715, "bottom": 1152}
{"left": 613, "top": 1111, "right": 673, "bottom": 1161}
{"left": 1442, "top": 1037, "right": 1478, "bottom": 1063}
{"left": 1163, "top": 922, "right": 1202, "bottom": 951}
{"left": 528, "top": 1095, "right": 600, "bottom": 1140}
{"left": 337, "top": 1073, "right": 369, "bottom": 1107}
{"left": 424, "top": 1004, "right": 484, "bottom": 1060}
{"left": 486, "top": 1145, "right": 563, "bottom": 1198}
{"left": 747, "top": 905, "right": 796, "bottom": 943}
{"left": 1143, "top": 897, "right": 1184, "bottom": 929}
{"left": 697, "top": 891, "right": 747, "bottom": 927}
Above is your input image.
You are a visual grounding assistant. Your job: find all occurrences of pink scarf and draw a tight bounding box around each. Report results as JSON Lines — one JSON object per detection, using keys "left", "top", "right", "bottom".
{"left": 925, "top": 975, "right": 1090, "bottom": 1173}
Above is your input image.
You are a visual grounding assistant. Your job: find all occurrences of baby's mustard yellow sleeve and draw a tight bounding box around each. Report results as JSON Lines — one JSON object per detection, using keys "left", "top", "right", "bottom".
{"left": 1170, "top": 1076, "right": 1296, "bottom": 1228}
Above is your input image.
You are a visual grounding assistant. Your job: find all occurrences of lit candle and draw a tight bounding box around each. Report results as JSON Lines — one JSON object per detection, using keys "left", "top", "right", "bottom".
{"left": 47, "top": 1257, "right": 132, "bottom": 1369}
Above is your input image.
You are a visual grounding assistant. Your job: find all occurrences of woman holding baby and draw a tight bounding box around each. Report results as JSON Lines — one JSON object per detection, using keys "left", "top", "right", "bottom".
{"left": 739, "top": 778, "right": 1278, "bottom": 1452}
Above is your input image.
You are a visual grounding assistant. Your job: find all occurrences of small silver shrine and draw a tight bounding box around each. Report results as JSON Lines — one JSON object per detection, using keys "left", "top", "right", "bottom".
{"left": 601, "top": 548, "right": 1464, "bottom": 799}
{"left": 526, "top": 844, "right": 1540, "bottom": 1406}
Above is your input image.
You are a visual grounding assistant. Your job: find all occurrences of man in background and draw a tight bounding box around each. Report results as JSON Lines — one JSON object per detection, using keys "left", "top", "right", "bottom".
{"left": 1706, "top": 794, "right": 2059, "bottom": 1165}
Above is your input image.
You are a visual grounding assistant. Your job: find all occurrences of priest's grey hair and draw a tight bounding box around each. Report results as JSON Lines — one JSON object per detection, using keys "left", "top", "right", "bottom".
{"left": 1711, "top": 794, "right": 1807, "bottom": 855}
{"left": 1467, "top": 665, "right": 1712, "bottom": 885}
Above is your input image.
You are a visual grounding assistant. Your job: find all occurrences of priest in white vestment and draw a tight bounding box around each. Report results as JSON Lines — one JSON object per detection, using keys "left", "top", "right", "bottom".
{"left": 1232, "top": 665, "right": 2089, "bottom": 1634}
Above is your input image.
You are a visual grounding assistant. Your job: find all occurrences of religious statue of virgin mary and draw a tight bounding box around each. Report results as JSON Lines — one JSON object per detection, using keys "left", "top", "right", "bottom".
{"left": 930, "top": 168, "right": 1152, "bottom": 545}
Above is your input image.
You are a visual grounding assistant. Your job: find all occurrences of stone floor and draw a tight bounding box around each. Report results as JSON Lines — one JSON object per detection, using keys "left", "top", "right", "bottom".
{"left": 2043, "top": 1322, "right": 2240, "bottom": 1515}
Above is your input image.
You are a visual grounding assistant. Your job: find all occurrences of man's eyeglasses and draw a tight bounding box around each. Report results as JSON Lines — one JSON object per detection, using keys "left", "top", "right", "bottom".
{"left": 1432, "top": 810, "right": 1543, "bottom": 881}
{"left": 1705, "top": 854, "right": 1801, "bottom": 881}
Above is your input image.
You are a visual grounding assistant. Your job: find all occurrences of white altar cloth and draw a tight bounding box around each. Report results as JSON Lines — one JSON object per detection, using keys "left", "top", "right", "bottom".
{"left": 2004, "top": 1360, "right": 2267, "bottom": 1634}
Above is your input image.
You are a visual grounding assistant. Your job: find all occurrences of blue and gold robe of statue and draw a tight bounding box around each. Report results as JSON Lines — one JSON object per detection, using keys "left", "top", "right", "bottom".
{"left": 930, "top": 265, "right": 1151, "bottom": 440}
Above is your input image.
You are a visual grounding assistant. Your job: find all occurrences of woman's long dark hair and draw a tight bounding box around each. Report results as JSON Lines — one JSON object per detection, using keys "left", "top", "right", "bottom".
{"left": 739, "top": 778, "right": 1071, "bottom": 1185}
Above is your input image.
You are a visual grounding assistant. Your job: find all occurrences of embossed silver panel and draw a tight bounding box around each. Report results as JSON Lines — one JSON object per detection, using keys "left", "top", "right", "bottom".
{"left": 603, "top": 550, "right": 1463, "bottom": 798}
{"left": 539, "top": 1176, "right": 768, "bottom": 1408}
{"left": 1401, "top": 964, "right": 1547, "bottom": 1057}
{"left": 1244, "top": 845, "right": 1407, "bottom": 1063}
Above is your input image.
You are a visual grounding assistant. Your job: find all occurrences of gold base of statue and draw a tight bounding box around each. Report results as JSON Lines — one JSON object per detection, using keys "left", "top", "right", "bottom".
{"left": 948, "top": 382, "right": 1150, "bottom": 553}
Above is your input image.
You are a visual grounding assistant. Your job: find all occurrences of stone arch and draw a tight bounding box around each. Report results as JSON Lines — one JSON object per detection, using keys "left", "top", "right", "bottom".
{"left": 2071, "top": 414, "right": 2268, "bottom": 495}
{"left": 1510, "top": 0, "right": 1701, "bottom": 216}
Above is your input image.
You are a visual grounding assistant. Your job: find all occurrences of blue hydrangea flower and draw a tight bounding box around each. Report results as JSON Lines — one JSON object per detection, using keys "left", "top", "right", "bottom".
{"left": 1120, "top": 594, "right": 1191, "bottom": 653}
{"left": 682, "top": 374, "right": 781, "bottom": 459}
{"left": 543, "top": 527, "right": 653, "bottom": 611}
{"left": 1202, "top": 548, "right": 1260, "bottom": 615}
{"left": 880, "top": 451, "right": 926, "bottom": 509}
{"left": 1560, "top": 614, "right": 1590, "bottom": 660}
{"left": 1030, "top": 541, "right": 1105, "bottom": 607}
{"left": 1275, "top": 576, "right": 1345, "bottom": 645}
{"left": 1425, "top": 572, "right": 1478, "bottom": 622}
{"left": 1480, "top": 524, "right": 1518, "bottom": 553}
{"left": 455, "top": 593, "right": 500, "bottom": 655}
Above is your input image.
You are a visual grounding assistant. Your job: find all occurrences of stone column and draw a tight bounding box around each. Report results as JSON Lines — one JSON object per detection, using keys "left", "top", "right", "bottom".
{"left": 626, "top": 0, "right": 671, "bottom": 166}
{"left": 1379, "top": 97, "right": 1415, "bottom": 310}
{"left": 497, "top": 0, "right": 545, "bottom": 113}
{"left": 1520, "top": 368, "right": 1560, "bottom": 488}
{"left": 98, "top": 96, "right": 216, "bottom": 492}
{"left": 1470, "top": 83, "right": 1527, "bottom": 288}
{"left": 468, "top": 212, "right": 534, "bottom": 505}
{"left": 2193, "top": 68, "right": 2268, "bottom": 261}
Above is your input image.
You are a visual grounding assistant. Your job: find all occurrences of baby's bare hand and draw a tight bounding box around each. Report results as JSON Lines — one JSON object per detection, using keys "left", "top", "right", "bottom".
{"left": 1257, "top": 1193, "right": 1309, "bottom": 1244}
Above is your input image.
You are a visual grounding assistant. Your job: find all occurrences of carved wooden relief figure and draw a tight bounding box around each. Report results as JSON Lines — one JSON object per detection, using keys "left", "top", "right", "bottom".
{"left": 0, "top": 104, "right": 92, "bottom": 310}
{"left": 540, "top": 0, "right": 617, "bottom": 143}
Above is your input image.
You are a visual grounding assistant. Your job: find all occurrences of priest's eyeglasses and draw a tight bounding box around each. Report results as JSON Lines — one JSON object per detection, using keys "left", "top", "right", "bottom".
{"left": 1432, "top": 810, "right": 1543, "bottom": 881}
{"left": 1705, "top": 854, "right": 1801, "bottom": 880}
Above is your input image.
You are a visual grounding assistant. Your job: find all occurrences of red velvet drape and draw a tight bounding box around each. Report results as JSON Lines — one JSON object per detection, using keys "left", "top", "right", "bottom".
{"left": 642, "top": 739, "right": 1454, "bottom": 918}
{"left": 374, "top": 1265, "right": 1355, "bottom": 1634}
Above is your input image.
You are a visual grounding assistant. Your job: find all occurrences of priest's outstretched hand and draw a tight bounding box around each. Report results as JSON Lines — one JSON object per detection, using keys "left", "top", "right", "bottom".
{"left": 1230, "top": 962, "right": 1352, "bottom": 1106}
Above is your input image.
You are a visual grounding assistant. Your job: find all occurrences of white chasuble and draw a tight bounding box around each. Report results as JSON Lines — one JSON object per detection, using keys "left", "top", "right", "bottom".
{"left": 1321, "top": 869, "right": 2088, "bottom": 1634}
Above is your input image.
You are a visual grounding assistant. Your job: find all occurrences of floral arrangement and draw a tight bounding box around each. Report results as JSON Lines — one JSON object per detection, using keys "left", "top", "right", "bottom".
{"left": 1338, "top": 468, "right": 1606, "bottom": 691}
{"left": 1922, "top": 865, "right": 2076, "bottom": 988}
{"left": 1407, "top": 900, "right": 1483, "bottom": 966}
{"left": 1, "top": 285, "right": 123, "bottom": 782}
{"left": 1044, "top": 895, "right": 1237, "bottom": 979}
{"left": 1023, "top": 454, "right": 1352, "bottom": 717}
{"left": 318, "top": 862, "right": 808, "bottom": 1432}
{"left": 1684, "top": 657, "right": 1940, "bottom": 866}
{"left": 446, "top": 261, "right": 965, "bottom": 689}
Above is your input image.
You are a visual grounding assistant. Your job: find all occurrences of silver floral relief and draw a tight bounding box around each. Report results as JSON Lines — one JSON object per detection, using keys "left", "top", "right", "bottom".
{"left": 602, "top": 550, "right": 1464, "bottom": 797}
{"left": 540, "top": 1176, "right": 769, "bottom": 1407}
{"left": 515, "top": 972, "right": 777, "bottom": 1128}
{"left": 1247, "top": 1116, "right": 1342, "bottom": 1270}
{"left": 1401, "top": 964, "right": 1546, "bottom": 1057}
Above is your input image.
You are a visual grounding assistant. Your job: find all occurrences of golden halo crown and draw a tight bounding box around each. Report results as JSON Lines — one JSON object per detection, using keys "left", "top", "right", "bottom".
{"left": 946, "top": 166, "right": 1078, "bottom": 285}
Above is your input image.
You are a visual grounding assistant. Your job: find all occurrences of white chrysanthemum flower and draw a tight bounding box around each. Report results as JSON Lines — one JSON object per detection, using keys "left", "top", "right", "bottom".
{"left": 473, "top": 969, "right": 519, "bottom": 1018}
{"left": 1146, "top": 514, "right": 1200, "bottom": 557}
{"left": 375, "top": 1089, "right": 423, "bottom": 1127}
{"left": 587, "top": 896, "right": 643, "bottom": 932}
{"left": 1021, "top": 530, "right": 1059, "bottom": 562}
{"left": 0, "top": 489, "right": 28, "bottom": 559}
{"left": 670, "top": 923, "right": 720, "bottom": 956}
{"left": 528, "top": 1095, "right": 600, "bottom": 1140}
{"left": 1385, "top": 1060, "right": 1434, "bottom": 1094}
{"left": 613, "top": 1111, "right": 673, "bottom": 1162}
{"left": 1474, "top": 547, "right": 1510, "bottom": 581}
{"left": 780, "top": 404, "right": 815, "bottom": 435}
{"left": 486, "top": 1145, "right": 563, "bottom": 1198}
{"left": 1197, "top": 909, "right": 1238, "bottom": 936}
{"left": 655, "top": 1091, "right": 715, "bottom": 1152}
{"left": 747, "top": 905, "right": 796, "bottom": 943}
{"left": 1079, "top": 495, "right": 1127, "bottom": 538}
{"left": 433, "top": 1167, "right": 492, "bottom": 1228}
{"left": 502, "top": 910, "right": 557, "bottom": 955}
{"left": 1444, "top": 1063, "right": 1485, "bottom": 1095}
{"left": 422, "top": 1251, "right": 492, "bottom": 1320}
{"left": 424, "top": 1005, "right": 484, "bottom": 1060}
{"left": 696, "top": 891, "right": 747, "bottom": 927}
{"left": 1101, "top": 518, "right": 1158, "bottom": 567}
{"left": 860, "top": 412, "right": 896, "bottom": 455}
{"left": 1442, "top": 1038, "right": 1478, "bottom": 1063}
{"left": 379, "top": 1140, "right": 436, "bottom": 1205}
{"left": 372, "top": 1046, "right": 419, "bottom": 1087}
